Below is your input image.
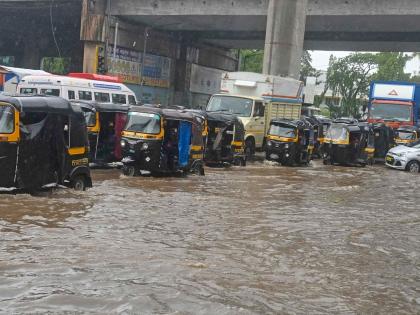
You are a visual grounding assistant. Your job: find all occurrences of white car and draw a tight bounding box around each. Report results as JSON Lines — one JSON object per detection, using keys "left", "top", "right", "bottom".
{"left": 385, "top": 142, "right": 420, "bottom": 173}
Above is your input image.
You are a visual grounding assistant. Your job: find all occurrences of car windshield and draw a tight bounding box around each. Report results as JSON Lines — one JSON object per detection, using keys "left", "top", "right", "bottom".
{"left": 0, "top": 105, "right": 15, "bottom": 134}
{"left": 207, "top": 96, "right": 253, "bottom": 117}
{"left": 396, "top": 130, "right": 416, "bottom": 140}
{"left": 125, "top": 112, "right": 161, "bottom": 134}
{"left": 83, "top": 111, "right": 96, "bottom": 127}
{"left": 269, "top": 124, "right": 296, "bottom": 138}
{"left": 326, "top": 125, "right": 348, "bottom": 141}
{"left": 370, "top": 103, "right": 411, "bottom": 122}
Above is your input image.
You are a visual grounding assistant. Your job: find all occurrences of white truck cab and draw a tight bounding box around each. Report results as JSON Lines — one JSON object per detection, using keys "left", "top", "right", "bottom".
{"left": 207, "top": 72, "right": 303, "bottom": 155}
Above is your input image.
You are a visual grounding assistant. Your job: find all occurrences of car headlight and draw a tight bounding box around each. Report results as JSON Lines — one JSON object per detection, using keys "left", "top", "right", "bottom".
{"left": 142, "top": 143, "right": 149, "bottom": 150}
{"left": 396, "top": 152, "right": 407, "bottom": 157}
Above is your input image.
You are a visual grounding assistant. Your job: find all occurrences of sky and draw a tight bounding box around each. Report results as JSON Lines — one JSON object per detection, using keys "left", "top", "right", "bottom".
{"left": 311, "top": 51, "right": 420, "bottom": 74}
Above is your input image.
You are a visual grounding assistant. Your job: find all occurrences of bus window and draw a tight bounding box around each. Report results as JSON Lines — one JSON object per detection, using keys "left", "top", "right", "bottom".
{"left": 95, "top": 92, "right": 110, "bottom": 103}
{"left": 79, "top": 91, "right": 92, "bottom": 101}
{"left": 112, "top": 94, "right": 127, "bottom": 104}
{"left": 41, "top": 88, "right": 60, "bottom": 96}
{"left": 68, "top": 90, "right": 75, "bottom": 100}
{"left": 128, "top": 95, "right": 137, "bottom": 105}
{"left": 20, "top": 88, "right": 37, "bottom": 94}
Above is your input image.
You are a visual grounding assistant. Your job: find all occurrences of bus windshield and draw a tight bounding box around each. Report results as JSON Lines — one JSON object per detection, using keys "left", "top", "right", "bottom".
{"left": 0, "top": 105, "right": 15, "bottom": 134}
{"left": 207, "top": 96, "right": 253, "bottom": 117}
{"left": 125, "top": 112, "right": 161, "bottom": 134}
{"left": 326, "top": 125, "right": 348, "bottom": 141}
{"left": 370, "top": 103, "right": 411, "bottom": 122}
{"left": 269, "top": 124, "right": 296, "bottom": 138}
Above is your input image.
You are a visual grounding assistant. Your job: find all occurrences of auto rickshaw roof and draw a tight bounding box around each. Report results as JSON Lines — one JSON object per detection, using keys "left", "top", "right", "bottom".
{"left": 270, "top": 118, "right": 310, "bottom": 129}
{"left": 206, "top": 111, "right": 242, "bottom": 124}
{"left": 330, "top": 122, "right": 362, "bottom": 133}
{"left": 0, "top": 94, "right": 74, "bottom": 115}
{"left": 129, "top": 105, "right": 195, "bottom": 122}
{"left": 71, "top": 101, "right": 129, "bottom": 113}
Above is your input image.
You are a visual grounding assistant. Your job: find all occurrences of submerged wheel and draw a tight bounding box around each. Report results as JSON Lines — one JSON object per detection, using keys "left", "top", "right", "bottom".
{"left": 245, "top": 138, "right": 255, "bottom": 160}
{"left": 71, "top": 175, "right": 87, "bottom": 191}
{"left": 240, "top": 158, "right": 247, "bottom": 167}
{"left": 123, "top": 165, "right": 137, "bottom": 177}
{"left": 406, "top": 161, "right": 420, "bottom": 173}
{"left": 193, "top": 163, "right": 205, "bottom": 176}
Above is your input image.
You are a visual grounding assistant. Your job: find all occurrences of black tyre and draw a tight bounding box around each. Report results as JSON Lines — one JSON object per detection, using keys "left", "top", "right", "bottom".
{"left": 245, "top": 138, "right": 255, "bottom": 160}
{"left": 406, "top": 161, "right": 420, "bottom": 173}
{"left": 123, "top": 165, "right": 137, "bottom": 177}
{"left": 240, "top": 158, "right": 246, "bottom": 167}
{"left": 71, "top": 175, "right": 87, "bottom": 191}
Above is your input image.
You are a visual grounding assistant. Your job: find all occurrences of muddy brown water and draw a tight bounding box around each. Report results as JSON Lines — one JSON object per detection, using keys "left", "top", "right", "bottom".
{"left": 1, "top": 161, "right": 420, "bottom": 314}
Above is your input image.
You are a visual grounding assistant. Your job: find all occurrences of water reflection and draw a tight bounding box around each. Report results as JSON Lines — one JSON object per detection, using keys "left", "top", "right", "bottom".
{"left": 0, "top": 161, "right": 419, "bottom": 314}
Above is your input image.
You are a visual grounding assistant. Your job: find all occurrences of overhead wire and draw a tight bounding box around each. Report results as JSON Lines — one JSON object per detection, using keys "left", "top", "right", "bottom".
{"left": 50, "top": 0, "right": 62, "bottom": 58}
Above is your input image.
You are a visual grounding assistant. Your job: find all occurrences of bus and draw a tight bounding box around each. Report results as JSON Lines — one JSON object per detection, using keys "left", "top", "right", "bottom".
{"left": 17, "top": 73, "right": 137, "bottom": 105}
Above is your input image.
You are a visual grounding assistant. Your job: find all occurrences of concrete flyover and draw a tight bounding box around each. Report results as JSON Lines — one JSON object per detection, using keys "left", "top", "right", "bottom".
{"left": 111, "top": 0, "right": 420, "bottom": 52}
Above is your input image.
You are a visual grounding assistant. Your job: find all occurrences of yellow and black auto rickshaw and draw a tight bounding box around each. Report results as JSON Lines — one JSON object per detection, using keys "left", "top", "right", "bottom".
{"left": 373, "top": 123, "right": 395, "bottom": 161}
{"left": 394, "top": 125, "right": 420, "bottom": 146}
{"left": 120, "top": 106, "right": 205, "bottom": 176}
{"left": 74, "top": 101, "right": 128, "bottom": 165}
{"left": 323, "top": 121, "right": 375, "bottom": 166}
{"left": 316, "top": 117, "right": 332, "bottom": 156}
{"left": 205, "top": 111, "right": 246, "bottom": 166}
{"left": 265, "top": 118, "right": 315, "bottom": 166}
{"left": 0, "top": 95, "right": 92, "bottom": 191}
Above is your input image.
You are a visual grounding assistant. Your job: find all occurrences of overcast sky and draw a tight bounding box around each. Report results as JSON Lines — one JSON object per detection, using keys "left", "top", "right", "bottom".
{"left": 311, "top": 51, "right": 420, "bottom": 74}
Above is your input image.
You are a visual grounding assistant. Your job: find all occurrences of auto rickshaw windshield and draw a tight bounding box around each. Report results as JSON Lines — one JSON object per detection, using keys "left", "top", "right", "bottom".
{"left": 326, "top": 125, "right": 348, "bottom": 141}
{"left": 125, "top": 112, "right": 161, "bottom": 134}
{"left": 0, "top": 104, "right": 15, "bottom": 134}
{"left": 396, "top": 130, "right": 416, "bottom": 140}
{"left": 83, "top": 111, "right": 96, "bottom": 127}
{"left": 269, "top": 124, "right": 296, "bottom": 138}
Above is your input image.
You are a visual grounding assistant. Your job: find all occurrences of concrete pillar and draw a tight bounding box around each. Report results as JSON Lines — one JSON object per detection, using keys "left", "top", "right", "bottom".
{"left": 263, "top": 0, "right": 308, "bottom": 79}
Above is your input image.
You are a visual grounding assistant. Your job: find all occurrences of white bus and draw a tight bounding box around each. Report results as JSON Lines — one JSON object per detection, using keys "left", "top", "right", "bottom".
{"left": 17, "top": 73, "right": 137, "bottom": 105}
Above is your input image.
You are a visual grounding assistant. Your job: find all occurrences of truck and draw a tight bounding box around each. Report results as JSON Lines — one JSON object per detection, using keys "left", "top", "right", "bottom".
{"left": 206, "top": 72, "right": 303, "bottom": 156}
{"left": 368, "top": 81, "right": 420, "bottom": 128}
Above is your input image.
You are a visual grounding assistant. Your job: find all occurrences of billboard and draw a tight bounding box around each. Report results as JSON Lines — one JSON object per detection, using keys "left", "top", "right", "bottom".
{"left": 105, "top": 46, "right": 171, "bottom": 88}
{"left": 190, "top": 64, "right": 224, "bottom": 95}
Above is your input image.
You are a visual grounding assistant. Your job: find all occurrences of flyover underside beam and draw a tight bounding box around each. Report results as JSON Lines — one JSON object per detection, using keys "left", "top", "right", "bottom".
{"left": 111, "top": 0, "right": 420, "bottom": 16}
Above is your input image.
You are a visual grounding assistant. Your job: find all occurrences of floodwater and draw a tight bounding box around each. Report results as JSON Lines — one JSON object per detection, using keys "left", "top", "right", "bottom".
{"left": 1, "top": 161, "right": 420, "bottom": 314}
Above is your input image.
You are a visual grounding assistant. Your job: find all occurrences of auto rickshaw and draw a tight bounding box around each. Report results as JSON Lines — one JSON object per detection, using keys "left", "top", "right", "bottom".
{"left": 323, "top": 122, "right": 375, "bottom": 166}
{"left": 303, "top": 116, "right": 322, "bottom": 158}
{"left": 316, "top": 117, "right": 332, "bottom": 156}
{"left": 120, "top": 106, "right": 205, "bottom": 176}
{"left": 265, "top": 118, "right": 315, "bottom": 166}
{"left": 394, "top": 125, "right": 420, "bottom": 146}
{"left": 73, "top": 101, "right": 128, "bottom": 165}
{"left": 205, "top": 111, "right": 246, "bottom": 166}
{"left": 0, "top": 95, "right": 92, "bottom": 191}
{"left": 373, "top": 123, "right": 395, "bottom": 161}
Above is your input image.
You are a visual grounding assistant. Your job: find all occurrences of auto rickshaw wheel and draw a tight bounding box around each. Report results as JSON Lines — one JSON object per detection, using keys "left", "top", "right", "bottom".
{"left": 245, "top": 138, "right": 255, "bottom": 159}
{"left": 192, "top": 163, "right": 205, "bottom": 176}
{"left": 71, "top": 175, "right": 87, "bottom": 191}
{"left": 406, "top": 161, "right": 420, "bottom": 173}
{"left": 123, "top": 165, "right": 138, "bottom": 177}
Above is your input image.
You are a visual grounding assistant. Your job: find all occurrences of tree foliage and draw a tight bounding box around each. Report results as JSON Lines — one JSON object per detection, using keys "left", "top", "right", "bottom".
{"left": 239, "top": 49, "right": 263, "bottom": 73}
{"left": 300, "top": 51, "right": 320, "bottom": 83}
{"left": 325, "top": 52, "right": 412, "bottom": 118}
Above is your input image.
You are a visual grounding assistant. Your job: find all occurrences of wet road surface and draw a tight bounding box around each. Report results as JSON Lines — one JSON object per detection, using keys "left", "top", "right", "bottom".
{"left": 1, "top": 161, "right": 420, "bottom": 314}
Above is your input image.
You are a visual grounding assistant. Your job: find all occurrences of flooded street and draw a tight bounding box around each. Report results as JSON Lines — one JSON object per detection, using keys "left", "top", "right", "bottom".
{"left": 1, "top": 161, "right": 420, "bottom": 314}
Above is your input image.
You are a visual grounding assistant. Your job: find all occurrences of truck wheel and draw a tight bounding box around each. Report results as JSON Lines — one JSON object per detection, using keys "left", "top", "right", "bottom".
{"left": 406, "top": 161, "right": 420, "bottom": 173}
{"left": 245, "top": 138, "right": 255, "bottom": 159}
{"left": 71, "top": 175, "right": 87, "bottom": 191}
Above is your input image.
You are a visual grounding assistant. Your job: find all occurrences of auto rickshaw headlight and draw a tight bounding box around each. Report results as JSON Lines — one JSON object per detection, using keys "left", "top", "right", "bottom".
{"left": 266, "top": 140, "right": 272, "bottom": 147}
{"left": 142, "top": 143, "right": 149, "bottom": 150}
{"left": 284, "top": 143, "right": 289, "bottom": 149}
{"left": 121, "top": 140, "right": 127, "bottom": 148}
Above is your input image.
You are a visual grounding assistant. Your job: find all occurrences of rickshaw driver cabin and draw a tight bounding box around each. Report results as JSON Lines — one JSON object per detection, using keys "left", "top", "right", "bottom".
{"left": 0, "top": 95, "right": 92, "bottom": 191}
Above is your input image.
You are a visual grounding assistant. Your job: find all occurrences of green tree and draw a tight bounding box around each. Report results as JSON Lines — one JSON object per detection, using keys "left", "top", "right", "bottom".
{"left": 326, "top": 53, "right": 377, "bottom": 118}
{"left": 372, "top": 52, "right": 411, "bottom": 81}
{"left": 300, "top": 50, "right": 320, "bottom": 83}
{"left": 239, "top": 49, "right": 263, "bottom": 73}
